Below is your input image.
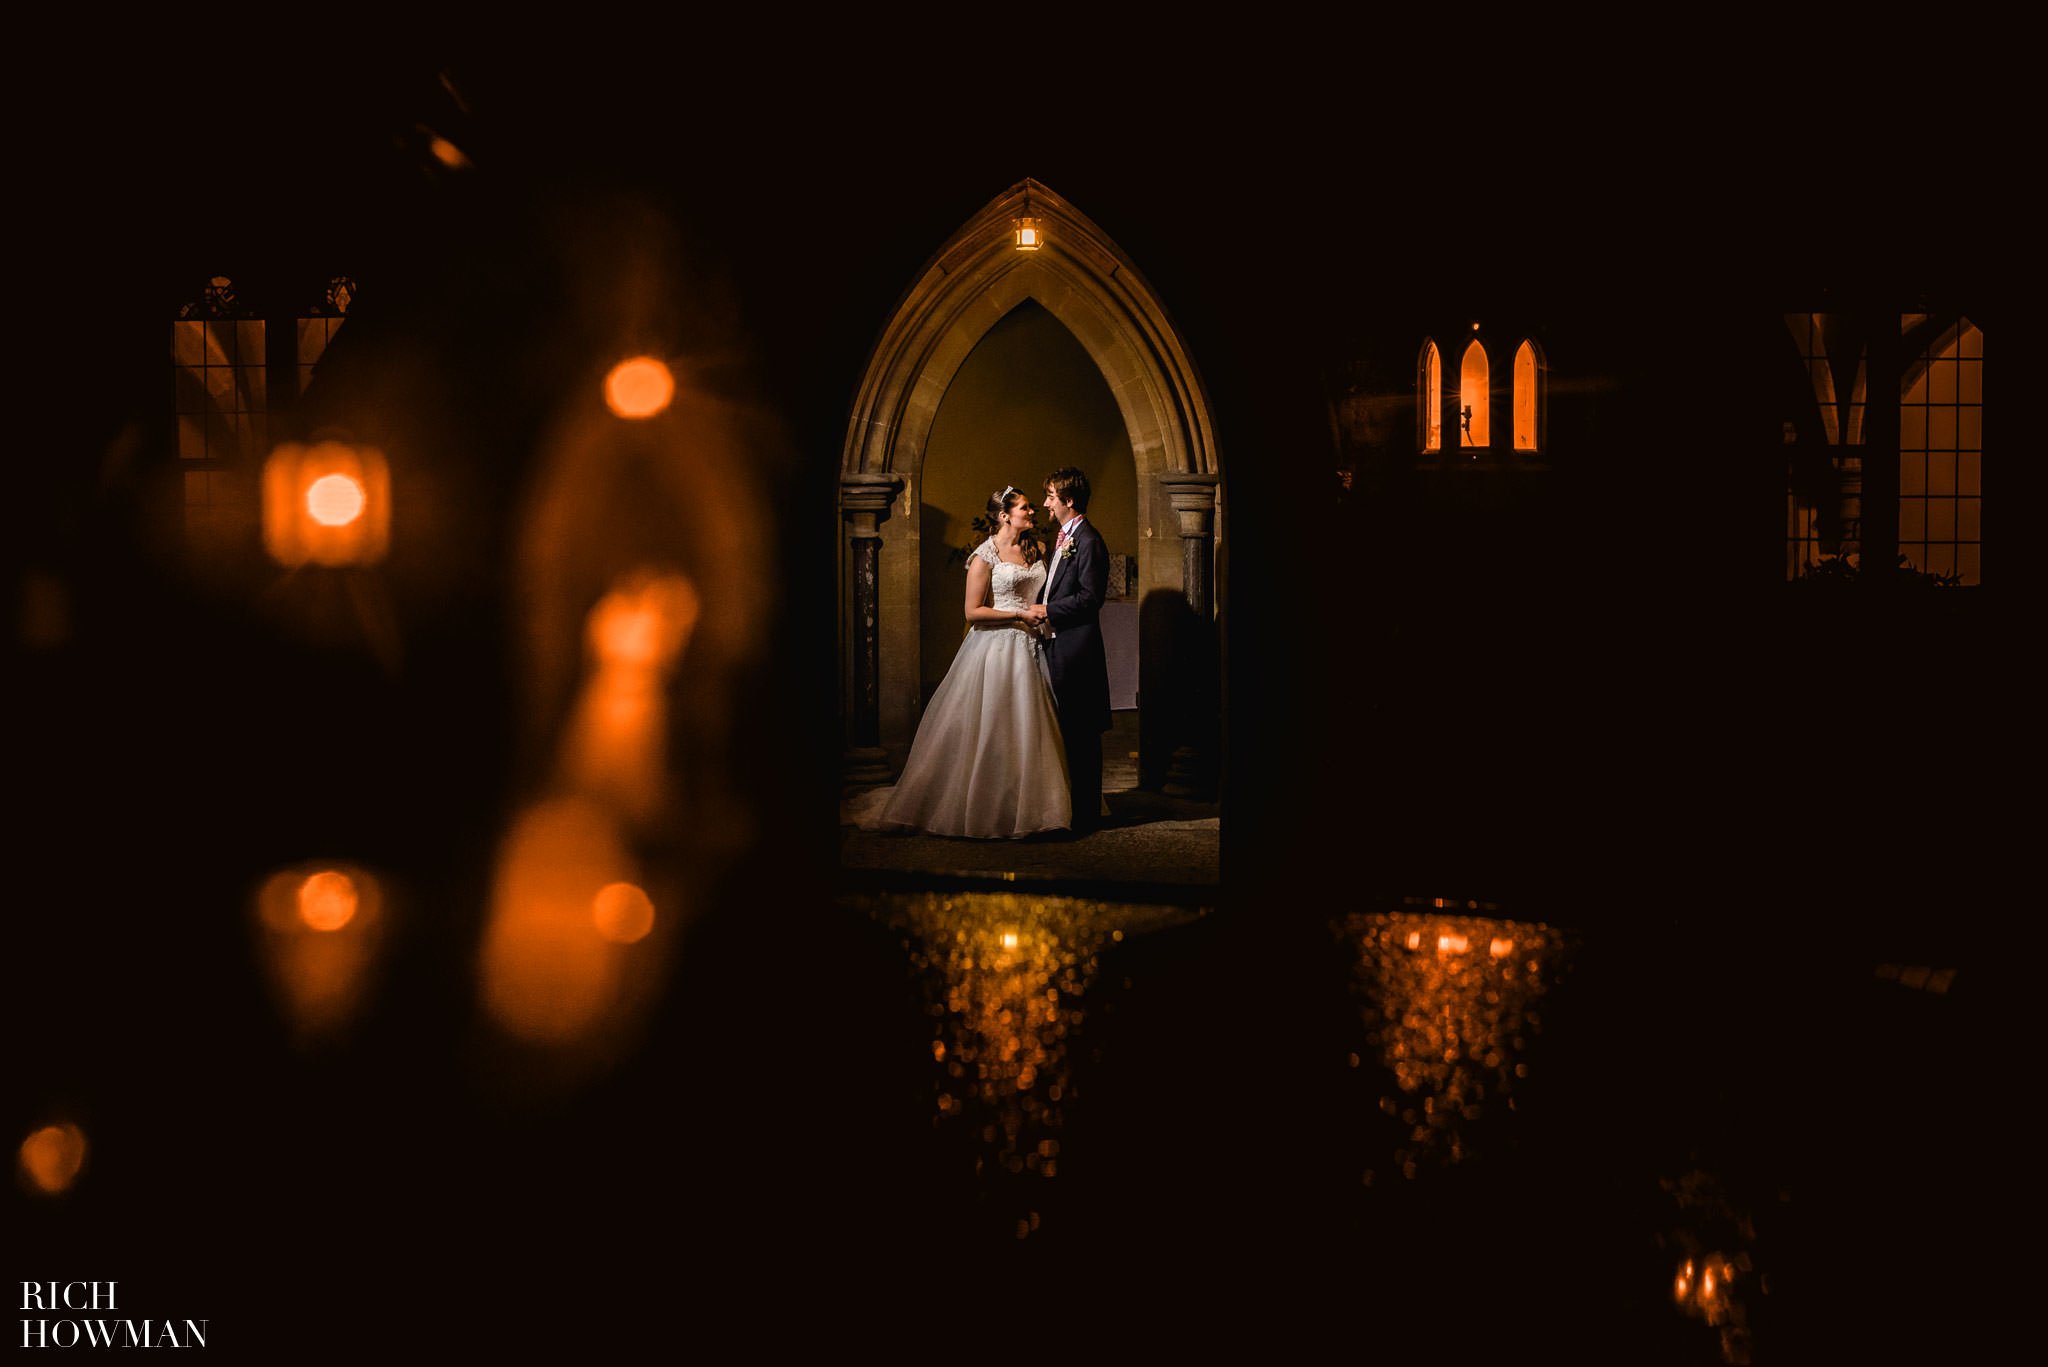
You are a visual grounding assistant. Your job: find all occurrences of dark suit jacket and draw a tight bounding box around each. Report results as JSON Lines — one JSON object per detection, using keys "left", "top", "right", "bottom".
{"left": 1038, "top": 517, "right": 1112, "bottom": 733}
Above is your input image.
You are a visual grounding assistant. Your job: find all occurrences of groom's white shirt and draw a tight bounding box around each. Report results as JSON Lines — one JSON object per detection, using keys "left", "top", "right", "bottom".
{"left": 1041, "top": 515, "right": 1085, "bottom": 638}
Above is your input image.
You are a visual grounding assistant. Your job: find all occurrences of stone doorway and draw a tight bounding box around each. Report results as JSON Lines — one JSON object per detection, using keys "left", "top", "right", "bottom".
{"left": 837, "top": 180, "right": 1224, "bottom": 800}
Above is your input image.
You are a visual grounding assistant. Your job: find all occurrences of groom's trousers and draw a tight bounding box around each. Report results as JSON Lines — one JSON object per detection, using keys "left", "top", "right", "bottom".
{"left": 1064, "top": 727, "right": 1101, "bottom": 832}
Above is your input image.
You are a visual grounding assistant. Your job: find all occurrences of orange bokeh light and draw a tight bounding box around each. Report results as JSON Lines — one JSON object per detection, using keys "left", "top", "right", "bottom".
{"left": 297, "top": 870, "right": 359, "bottom": 931}
{"left": 306, "top": 474, "right": 366, "bottom": 527}
{"left": 263, "top": 441, "right": 390, "bottom": 567}
{"left": 562, "top": 570, "right": 701, "bottom": 824}
{"left": 19, "top": 1123, "right": 87, "bottom": 1194}
{"left": 482, "top": 797, "right": 635, "bottom": 1043}
{"left": 592, "top": 882, "right": 656, "bottom": 944}
{"left": 605, "top": 357, "right": 675, "bottom": 419}
{"left": 254, "top": 862, "right": 386, "bottom": 1042}
{"left": 589, "top": 574, "right": 700, "bottom": 671}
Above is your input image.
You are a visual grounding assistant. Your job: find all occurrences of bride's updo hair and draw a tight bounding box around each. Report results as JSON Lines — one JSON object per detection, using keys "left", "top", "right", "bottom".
{"left": 987, "top": 486, "right": 1043, "bottom": 564}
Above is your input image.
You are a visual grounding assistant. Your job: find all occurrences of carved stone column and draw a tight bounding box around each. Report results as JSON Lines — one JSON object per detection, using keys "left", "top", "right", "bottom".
{"left": 1160, "top": 473, "right": 1221, "bottom": 617}
{"left": 1155, "top": 472, "right": 1221, "bottom": 799}
{"left": 841, "top": 471, "right": 906, "bottom": 788}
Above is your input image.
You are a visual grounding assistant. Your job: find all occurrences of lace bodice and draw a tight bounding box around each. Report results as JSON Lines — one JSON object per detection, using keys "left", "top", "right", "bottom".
{"left": 975, "top": 539, "right": 1048, "bottom": 613}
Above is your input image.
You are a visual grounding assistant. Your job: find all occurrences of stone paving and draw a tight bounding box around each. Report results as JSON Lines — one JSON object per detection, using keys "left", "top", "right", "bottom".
{"left": 838, "top": 785, "right": 1220, "bottom": 891}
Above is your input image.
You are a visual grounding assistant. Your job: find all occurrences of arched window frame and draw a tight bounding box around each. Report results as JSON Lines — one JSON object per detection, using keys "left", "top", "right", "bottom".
{"left": 1418, "top": 338, "right": 1442, "bottom": 454}
{"left": 1458, "top": 336, "right": 1491, "bottom": 451}
{"left": 1512, "top": 337, "right": 1546, "bottom": 454}
{"left": 171, "top": 274, "right": 356, "bottom": 543}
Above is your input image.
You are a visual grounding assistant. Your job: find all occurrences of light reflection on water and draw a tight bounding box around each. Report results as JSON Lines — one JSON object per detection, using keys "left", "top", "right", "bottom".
{"left": 855, "top": 891, "right": 1204, "bottom": 1237}
{"left": 1663, "top": 1168, "right": 1760, "bottom": 1364}
{"left": 1343, "top": 909, "right": 1567, "bottom": 1178}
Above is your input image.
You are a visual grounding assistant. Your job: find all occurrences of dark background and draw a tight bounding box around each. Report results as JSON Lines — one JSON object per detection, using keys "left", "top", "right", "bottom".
{"left": 13, "top": 30, "right": 2013, "bottom": 1357}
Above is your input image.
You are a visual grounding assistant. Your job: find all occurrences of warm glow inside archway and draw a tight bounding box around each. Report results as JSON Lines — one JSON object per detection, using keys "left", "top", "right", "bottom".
{"left": 1460, "top": 341, "right": 1490, "bottom": 448}
{"left": 1422, "top": 341, "right": 1442, "bottom": 451}
{"left": 1513, "top": 341, "right": 1537, "bottom": 451}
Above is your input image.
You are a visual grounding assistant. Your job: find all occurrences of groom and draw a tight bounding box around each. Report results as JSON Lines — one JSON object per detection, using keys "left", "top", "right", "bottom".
{"left": 1026, "top": 466, "right": 1110, "bottom": 834}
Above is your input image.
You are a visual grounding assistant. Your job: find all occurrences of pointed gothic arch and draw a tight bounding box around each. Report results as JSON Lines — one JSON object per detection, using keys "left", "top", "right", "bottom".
{"left": 838, "top": 179, "right": 1223, "bottom": 790}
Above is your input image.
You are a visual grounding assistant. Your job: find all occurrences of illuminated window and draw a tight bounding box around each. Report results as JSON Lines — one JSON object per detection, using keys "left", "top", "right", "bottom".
{"left": 1459, "top": 340, "right": 1489, "bottom": 448}
{"left": 173, "top": 275, "right": 354, "bottom": 545}
{"left": 173, "top": 277, "right": 265, "bottom": 535}
{"left": 1512, "top": 340, "right": 1541, "bottom": 451}
{"left": 1419, "top": 340, "right": 1441, "bottom": 452}
{"left": 296, "top": 276, "right": 355, "bottom": 395}
{"left": 1785, "top": 312, "right": 1981, "bottom": 584}
{"left": 1784, "top": 313, "right": 1865, "bottom": 578}
{"left": 1899, "top": 318, "right": 1981, "bottom": 584}
{"left": 1420, "top": 331, "right": 1540, "bottom": 460}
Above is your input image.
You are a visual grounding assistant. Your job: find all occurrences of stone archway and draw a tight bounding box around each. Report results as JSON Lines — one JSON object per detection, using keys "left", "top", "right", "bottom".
{"left": 839, "top": 179, "right": 1222, "bottom": 790}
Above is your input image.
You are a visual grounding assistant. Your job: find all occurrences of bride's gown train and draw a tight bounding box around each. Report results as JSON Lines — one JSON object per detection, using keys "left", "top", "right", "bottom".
{"left": 865, "top": 542, "right": 1071, "bottom": 838}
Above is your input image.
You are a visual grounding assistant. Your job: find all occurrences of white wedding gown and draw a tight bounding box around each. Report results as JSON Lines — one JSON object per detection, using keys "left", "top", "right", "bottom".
{"left": 867, "top": 541, "right": 1071, "bottom": 838}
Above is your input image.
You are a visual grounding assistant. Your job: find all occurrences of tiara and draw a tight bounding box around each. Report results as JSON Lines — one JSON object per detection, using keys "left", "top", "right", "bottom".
{"left": 996, "top": 485, "right": 1017, "bottom": 503}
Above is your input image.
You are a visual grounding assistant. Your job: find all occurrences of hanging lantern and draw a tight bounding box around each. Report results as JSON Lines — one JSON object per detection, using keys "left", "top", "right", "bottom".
{"left": 263, "top": 440, "right": 391, "bottom": 567}
{"left": 1013, "top": 185, "right": 1046, "bottom": 252}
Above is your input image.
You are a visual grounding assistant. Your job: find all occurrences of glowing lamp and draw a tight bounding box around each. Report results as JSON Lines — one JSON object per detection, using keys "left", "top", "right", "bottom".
{"left": 298, "top": 870, "right": 360, "bottom": 931}
{"left": 307, "top": 475, "right": 366, "bottom": 526}
{"left": 1014, "top": 216, "right": 1044, "bottom": 252}
{"left": 19, "top": 1123, "right": 88, "bottom": 1195}
{"left": 263, "top": 441, "right": 390, "bottom": 567}
{"left": 605, "top": 356, "right": 675, "bottom": 418}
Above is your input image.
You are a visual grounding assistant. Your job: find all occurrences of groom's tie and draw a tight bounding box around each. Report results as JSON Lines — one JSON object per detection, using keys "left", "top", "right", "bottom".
{"left": 1045, "top": 523, "right": 1073, "bottom": 599}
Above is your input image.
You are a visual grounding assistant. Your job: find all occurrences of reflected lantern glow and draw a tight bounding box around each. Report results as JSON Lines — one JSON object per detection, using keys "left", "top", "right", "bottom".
{"left": 1664, "top": 1166, "right": 1759, "bottom": 1361}
{"left": 1344, "top": 910, "right": 1563, "bottom": 1175}
{"left": 1672, "top": 1250, "right": 1750, "bottom": 1359}
{"left": 18, "top": 1123, "right": 88, "bottom": 1195}
{"left": 857, "top": 891, "right": 1204, "bottom": 1235}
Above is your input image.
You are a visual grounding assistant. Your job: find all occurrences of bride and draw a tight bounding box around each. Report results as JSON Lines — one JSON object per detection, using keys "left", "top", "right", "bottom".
{"left": 868, "top": 486, "right": 1072, "bottom": 838}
